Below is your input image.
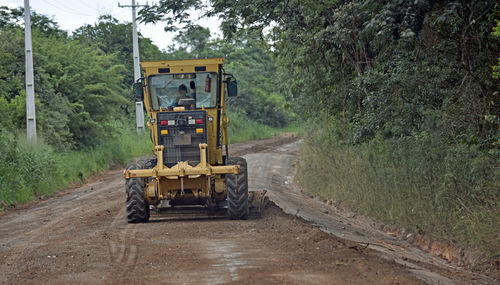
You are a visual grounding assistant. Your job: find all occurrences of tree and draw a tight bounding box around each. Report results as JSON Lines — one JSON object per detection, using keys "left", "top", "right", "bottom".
{"left": 0, "top": 8, "right": 132, "bottom": 148}
{"left": 73, "top": 15, "right": 166, "bottom": 87}
{"left": 174, "top": 24, "right": 211, "bottom": 54}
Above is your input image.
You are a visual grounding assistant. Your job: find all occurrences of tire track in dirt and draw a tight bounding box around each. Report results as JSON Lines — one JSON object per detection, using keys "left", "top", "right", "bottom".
{"left": 0, "top": 136, "right": 486, "bottom": 284}
{"left": 0, "top": 175, "right": 123, "bottom": 283}
{"left": 104, "top": 205, "right": 140, "bottom": 284}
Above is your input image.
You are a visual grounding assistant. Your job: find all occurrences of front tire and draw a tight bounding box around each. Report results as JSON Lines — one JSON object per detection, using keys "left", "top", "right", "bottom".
{"left": 226, "top": 157, "right": 249, "bottom": 219}
{"left": 125, "top": 162, "right": 150, "bottom": 223}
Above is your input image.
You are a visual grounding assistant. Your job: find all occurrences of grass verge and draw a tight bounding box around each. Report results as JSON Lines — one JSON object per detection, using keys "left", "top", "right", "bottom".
{"left": 0, "top": 129, "right": 152, "bottom": 210}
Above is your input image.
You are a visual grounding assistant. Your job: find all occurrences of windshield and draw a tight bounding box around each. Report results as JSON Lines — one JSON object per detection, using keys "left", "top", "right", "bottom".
{"left": 148, "top": 72, "right": 218, "bottom": 110}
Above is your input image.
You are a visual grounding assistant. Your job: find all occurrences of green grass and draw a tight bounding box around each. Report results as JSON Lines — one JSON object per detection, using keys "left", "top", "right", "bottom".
{"left": 228, "top": 110, "right": 303, "bottom": 143}
{"left": 0, "top": 129, "right": 152, "bottom": 210}
{"left": 296, "top": 129, "right": 500, "bottom": 259}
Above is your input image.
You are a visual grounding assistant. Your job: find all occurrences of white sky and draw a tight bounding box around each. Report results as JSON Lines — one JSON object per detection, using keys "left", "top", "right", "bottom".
{"left": 0, "top": 0, "right": 221, "bottom": 51}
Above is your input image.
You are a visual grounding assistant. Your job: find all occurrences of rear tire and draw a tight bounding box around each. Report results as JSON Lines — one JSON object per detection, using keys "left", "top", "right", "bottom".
{"left": 126, "top": 162, "right": 150, "bottom": 223}
{"left": 226, "top": 157, "right": 249, "bottom": 220}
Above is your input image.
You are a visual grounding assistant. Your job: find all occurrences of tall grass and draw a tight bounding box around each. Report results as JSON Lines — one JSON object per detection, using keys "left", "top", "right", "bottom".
{"left": 227, "top": 111, "right": 276, "bottom": 143}
{"left": 0, "top": 128, "right": 151, "bottom": 210}
{"left": 228, "top": 110, "right": 303, "bottom": 143}
{"left": 296, "top": 129, "right": 500, "bottom": 257}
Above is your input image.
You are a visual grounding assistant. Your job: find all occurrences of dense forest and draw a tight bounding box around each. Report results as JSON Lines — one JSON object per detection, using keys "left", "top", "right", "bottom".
{"left": 141, "top": 0, "right": 500, "bottom": 257}
{"left": 0, "top": 0, "right": 499, "bottom": 261}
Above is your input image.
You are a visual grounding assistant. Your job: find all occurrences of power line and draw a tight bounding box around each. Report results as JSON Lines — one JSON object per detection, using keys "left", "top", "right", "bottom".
{"left": 43, "top": 0, "right": 94, "bottom": 17}
{"left": 52, "top": 0, "right": 95, "bottom": 16}
{"left": 73, "top": 0, "right": 98, "bottom": 11}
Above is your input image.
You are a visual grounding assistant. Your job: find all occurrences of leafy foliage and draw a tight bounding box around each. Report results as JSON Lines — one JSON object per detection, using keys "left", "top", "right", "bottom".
{"left": 162, "top": 26, "right": 292, "bottom": 127}
{"left": 0, "top": 10, "right": 173, "bottom": 149}
{"left": 139, "top": 0, "right": 204, "bottom": 32}
{"left": 493, "top": 9, "right": 500, "bottom": 79}
{"left": 73, "top": 15, "right": 166, "bottom": 87}
{"left": 0, "top": 9, "right": 132, "bottom": 148}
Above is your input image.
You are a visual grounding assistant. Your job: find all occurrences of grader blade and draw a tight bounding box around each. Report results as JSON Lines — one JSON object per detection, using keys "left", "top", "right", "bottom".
{"left": 248, "top": 190, "right": 268, "bottom": 217}
{"left": 150, "top": 205, "right": 228, "bottom": 219}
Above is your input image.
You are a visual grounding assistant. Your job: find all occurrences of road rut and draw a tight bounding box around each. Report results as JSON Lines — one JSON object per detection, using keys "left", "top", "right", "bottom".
{"left": 0, "top": 137, "right": 490, "bottom": 284}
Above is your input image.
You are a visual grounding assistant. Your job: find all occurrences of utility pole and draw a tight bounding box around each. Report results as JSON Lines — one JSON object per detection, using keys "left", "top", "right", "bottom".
{"left": 24, "top": 0, "right": 37, "bottom": 143}
{"left": 119, "top": 0, "right": 145, "bottom": 133}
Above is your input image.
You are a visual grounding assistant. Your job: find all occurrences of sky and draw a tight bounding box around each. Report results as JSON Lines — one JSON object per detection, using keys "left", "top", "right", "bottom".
{"left": 0, "top": 0, "right": 221, "bottom": 50}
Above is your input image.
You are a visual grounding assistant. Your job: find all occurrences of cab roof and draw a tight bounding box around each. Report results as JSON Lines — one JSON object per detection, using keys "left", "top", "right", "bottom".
{"left": 140, "top": 58, "right": 224, "bottom": 68}
{"left": 141, "top": 58, "right": 224, "bottom": 75}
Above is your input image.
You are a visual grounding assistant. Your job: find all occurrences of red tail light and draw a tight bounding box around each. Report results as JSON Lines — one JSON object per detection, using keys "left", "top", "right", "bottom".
{"left": 195, "top": 119, "right": 203, "bottom": 124}
{"left": 160, "top": 120, "right": 168, "bottom": 126}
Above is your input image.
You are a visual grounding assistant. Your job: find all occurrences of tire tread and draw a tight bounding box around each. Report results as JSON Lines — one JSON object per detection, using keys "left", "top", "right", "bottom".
{"left": 226, "top": 157, "right": 249, "bottom": 219}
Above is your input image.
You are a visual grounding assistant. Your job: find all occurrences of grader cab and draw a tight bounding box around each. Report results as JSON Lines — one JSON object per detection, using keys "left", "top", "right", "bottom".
{"left": 123, "top": 58, "right": 261, "bottom": 223}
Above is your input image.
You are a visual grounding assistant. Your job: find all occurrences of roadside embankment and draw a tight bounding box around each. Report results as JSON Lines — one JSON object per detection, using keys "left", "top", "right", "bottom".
{"left": 296, "top": 131, "right": 499, "bottom": 273}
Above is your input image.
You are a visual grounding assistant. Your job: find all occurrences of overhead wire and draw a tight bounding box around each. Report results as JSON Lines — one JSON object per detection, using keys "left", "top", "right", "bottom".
{"left": 42, "top": 0, "right": 95, "bottom": 17}
{"left": 51, "top": 0, "right": 100, "bottom": 17}
{"left": 72, "top": 0, "right": 97, "bottom": 11}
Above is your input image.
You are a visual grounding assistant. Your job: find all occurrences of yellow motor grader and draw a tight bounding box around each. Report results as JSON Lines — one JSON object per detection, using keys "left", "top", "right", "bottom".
{"left": 123, "top": 58, "right": 264, "bottom": 222}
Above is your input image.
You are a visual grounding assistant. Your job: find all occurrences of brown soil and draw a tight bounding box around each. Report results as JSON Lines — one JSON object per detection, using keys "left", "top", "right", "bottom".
{"left": 0, "top": 137, "right": 489, "bottom": 284}
{"left": 0, "top": 199, "right": 423, "bottom": 284}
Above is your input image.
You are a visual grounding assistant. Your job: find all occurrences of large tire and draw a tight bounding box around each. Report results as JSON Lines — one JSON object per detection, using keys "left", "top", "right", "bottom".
{"left": 125, "top": 161, "right": 151, "bottom": 223}
{"left": 226, "top": 157, "right": 249, "bottom": 219}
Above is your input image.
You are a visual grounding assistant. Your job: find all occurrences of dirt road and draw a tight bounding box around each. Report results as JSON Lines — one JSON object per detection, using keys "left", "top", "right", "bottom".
{"left": 0, "top": 137, "right": 493, "bottom": 284}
